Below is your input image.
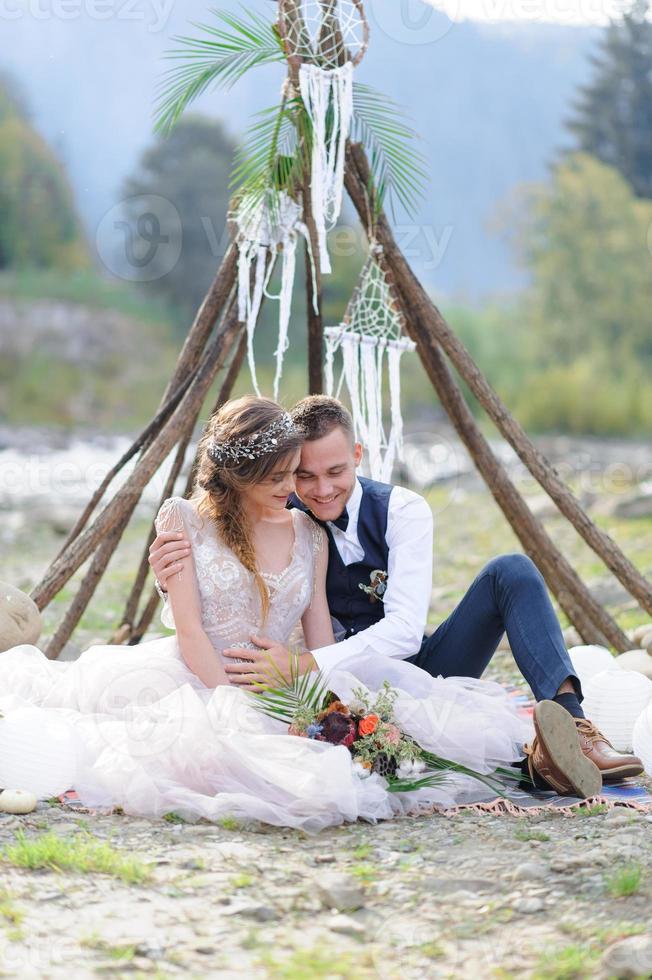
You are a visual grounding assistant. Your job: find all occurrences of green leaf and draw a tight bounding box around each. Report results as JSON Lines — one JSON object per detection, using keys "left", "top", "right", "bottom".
{"left": 154, "top": 6, "right": 284, "bottom": 135}
{"left": 351, "top": 82, "right": 428, "bottom": 219}
{"left": 249, "top": 655, "right": 331, "bottom": 726}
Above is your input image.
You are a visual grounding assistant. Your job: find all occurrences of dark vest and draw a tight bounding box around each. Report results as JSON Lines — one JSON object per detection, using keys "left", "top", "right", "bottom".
{"left": 290, "top": 478, "right": 392, "bottom": 639}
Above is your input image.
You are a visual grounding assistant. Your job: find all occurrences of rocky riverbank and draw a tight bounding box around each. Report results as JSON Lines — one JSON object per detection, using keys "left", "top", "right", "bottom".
{"left": 1, "top": 429, "right": 652, "bottom": 977}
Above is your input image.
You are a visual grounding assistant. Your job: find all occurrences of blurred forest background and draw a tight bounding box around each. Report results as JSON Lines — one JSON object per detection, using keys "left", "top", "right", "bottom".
{"left": 1, "top": 0, "right": 652, "bottom": 436}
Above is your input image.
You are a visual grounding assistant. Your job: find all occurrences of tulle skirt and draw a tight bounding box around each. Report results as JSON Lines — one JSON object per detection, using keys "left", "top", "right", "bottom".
{"left": 0, "top": 639, "right": 533, "bottom": 832}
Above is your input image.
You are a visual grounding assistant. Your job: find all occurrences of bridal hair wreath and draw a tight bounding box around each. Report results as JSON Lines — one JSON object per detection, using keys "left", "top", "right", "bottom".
{"left": 206, "top": 411, "right": 303, "bottom": 465}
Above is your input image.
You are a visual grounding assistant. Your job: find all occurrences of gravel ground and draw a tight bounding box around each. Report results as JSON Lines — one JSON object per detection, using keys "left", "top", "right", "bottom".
{"left": 1, "top": 797, "right": 651, "bottom": 978}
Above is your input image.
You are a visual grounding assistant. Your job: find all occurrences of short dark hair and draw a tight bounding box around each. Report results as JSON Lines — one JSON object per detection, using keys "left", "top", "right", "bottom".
{"left": 291, "top": 395, "right": 354, "bottom": 442}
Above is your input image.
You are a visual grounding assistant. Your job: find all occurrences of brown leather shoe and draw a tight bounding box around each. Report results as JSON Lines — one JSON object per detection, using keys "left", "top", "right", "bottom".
{"left": 575, "top": 718, "right": 644, "bottom": 782}
{"left": 524, "top": 700, "right": 602, "bottom": 798}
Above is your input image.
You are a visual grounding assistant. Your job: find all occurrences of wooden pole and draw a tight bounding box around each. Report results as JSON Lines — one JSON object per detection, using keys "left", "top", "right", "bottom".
{"left": 344, "top": 142, "right": 631, "bottom": 650}
{"left": 345, "top": 143, "right": 652, "bottom": 620}
{"left": 31, "top": 301, "right": 243, "bottom": 610}
{"left": 126, "top": 331, "right": 248, "bottom": 645}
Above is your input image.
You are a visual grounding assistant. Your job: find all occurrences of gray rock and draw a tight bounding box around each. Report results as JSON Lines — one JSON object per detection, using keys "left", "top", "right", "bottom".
{"left": 422, "top": 877, "right": 497, "bottom": 895}
{"left": 315, "top": 873, "right": 366, "bottom": 911}
{"left": 600, "top": 935, "right": 652, "bottom": 978}
{"left": 328, "top": 914, "right": 367, "bottom": 939}
{"left": 631, "top": 624, "right": 652, "bottom": 647}
{"left": 609, "top": 493, "right": 652, "bottom": 520}
{"left": 512, "top": 897, "right": 545, "bottom": 914}
{"left": 0, "top": 581, "right": 41, "bottom": 651}
{"left": 511, "top": 862, "right": 550, "bottom": 882}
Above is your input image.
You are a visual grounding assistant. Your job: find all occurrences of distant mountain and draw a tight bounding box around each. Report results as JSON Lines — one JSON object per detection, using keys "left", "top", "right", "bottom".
{"left": 1, "top": 2, "right": 600, "bottom": 299}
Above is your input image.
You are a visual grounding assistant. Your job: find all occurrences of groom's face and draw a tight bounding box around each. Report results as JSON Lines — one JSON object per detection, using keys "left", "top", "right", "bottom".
{"left": 295, "top": 426, "right": 362, "bottom": 521}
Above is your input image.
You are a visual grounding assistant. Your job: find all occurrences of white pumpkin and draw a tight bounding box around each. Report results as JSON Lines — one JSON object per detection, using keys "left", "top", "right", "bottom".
{"left": 0, "top": 789, "right": 37, "bottom": 814}
{"left": 615, "top": 649, "right": 652, "bottom": 680}
{"left": 583, "top": 669, "right": 652, "bottom": 752}
{"left": 0, "top": 707, "right": 77, "bottom": 799}
{"left": 632, "top": 704, "right": 652, "bottom": 777}
{"left": 568, "top": 644, "right": 619, "bottom": 689}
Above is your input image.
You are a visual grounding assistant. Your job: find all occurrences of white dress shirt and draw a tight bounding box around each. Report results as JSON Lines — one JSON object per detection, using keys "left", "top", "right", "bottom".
{"left": 312, "top": 478, "right": 433, "bottom": 673}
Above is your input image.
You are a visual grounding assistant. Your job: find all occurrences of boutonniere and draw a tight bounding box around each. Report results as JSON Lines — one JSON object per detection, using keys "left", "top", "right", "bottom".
{"left": 358, "top": 569, "right": 388, "bottom": 603}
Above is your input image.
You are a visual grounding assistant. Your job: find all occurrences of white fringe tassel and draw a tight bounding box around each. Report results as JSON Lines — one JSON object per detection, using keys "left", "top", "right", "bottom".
{"left": 299, "top": 62, "right": 353, "bottom": 275}
{"left": 235, "top": 193, "right": 317, "bottom": 398}
{"left": 330, "top": 330, "right": 415, "bottom": 481}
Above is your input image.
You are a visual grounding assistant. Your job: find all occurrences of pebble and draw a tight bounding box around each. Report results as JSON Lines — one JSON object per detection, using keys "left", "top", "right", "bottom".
{"left": 512, "top": 897, "right": 545, "bottom": 914}
{"left": 328, "top": 914, "right": 367, "bottom": 939}
{"left": 511, "top": 862, "right": 550, "bottom": 882}
{"left": 315, "top": 873, "right": 366, "bottom": 912}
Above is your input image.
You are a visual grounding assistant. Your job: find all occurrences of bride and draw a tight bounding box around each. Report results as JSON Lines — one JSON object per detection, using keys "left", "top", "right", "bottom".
{"left": 0, "top": 396, "right": 532, "bottom": 831}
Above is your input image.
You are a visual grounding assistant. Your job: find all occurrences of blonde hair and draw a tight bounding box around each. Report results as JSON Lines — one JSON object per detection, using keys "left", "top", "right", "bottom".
{"left": 192, "top": 396, "right": 304, "bottom": 622}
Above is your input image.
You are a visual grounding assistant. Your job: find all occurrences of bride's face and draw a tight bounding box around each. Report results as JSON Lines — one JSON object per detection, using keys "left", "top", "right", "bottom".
{"left": 294, "top": 427, "right": 362, "bottom": 522}
{"left": 240, "top": 448, "right": 302, "bottom": 513}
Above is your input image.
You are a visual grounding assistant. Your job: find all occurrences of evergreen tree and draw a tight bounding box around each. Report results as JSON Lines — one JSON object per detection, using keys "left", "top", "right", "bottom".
{"left": 566, "top": 0, "right": 652, "bottom": 198}
{"left": 0, "top": 74, "right": 89, "bottom": 271}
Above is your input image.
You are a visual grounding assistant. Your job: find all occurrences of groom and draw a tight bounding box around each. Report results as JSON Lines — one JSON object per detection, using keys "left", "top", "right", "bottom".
{"left": 150, "top": 395, "right": 643, "bottom": 794}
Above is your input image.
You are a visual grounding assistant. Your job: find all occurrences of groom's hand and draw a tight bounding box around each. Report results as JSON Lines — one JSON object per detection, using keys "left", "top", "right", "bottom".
{"left": 223, "top": 636, "right": 317, "bottom": 687}
{"left": 148, "top": 531, "right": 191, "bottom": 588}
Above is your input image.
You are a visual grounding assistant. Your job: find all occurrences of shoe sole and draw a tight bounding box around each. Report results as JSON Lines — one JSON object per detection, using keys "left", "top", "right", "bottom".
{"left": 601, "top": 763, "right": 645, "bottom": 782}
{"left": 534, "top": 700, "right": 602, "bottom": 799}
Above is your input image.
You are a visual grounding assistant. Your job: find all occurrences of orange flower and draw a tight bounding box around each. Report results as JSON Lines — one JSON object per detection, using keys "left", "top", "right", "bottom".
{"left": 358, "top": 714, "right": 380, "bottom": 736}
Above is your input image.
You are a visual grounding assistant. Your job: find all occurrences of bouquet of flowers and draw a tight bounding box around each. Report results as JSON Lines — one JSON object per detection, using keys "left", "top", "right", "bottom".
{"left": 251, "top": 662, "right": 526, "bottom": 794}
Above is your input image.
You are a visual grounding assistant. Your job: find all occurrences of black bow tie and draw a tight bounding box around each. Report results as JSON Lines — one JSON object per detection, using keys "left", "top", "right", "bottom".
{"left": 330, "top": 509, "right": 349, "bottom": 533}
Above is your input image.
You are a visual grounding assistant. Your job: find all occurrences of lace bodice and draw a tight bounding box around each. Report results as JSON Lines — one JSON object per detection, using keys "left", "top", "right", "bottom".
{"left": 155, "top": 497, "right": 324, "bottom": 658}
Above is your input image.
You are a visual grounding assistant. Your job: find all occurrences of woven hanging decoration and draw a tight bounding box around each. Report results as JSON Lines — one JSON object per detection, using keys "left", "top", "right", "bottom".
{"left": 324, "top": 244, "right": 416, "bottom": 481}
{"left": 232, "top": 191, "right": 317, "bottom": 399}
{"left": 279, "top": 0, "right": 368, "bottom": 274}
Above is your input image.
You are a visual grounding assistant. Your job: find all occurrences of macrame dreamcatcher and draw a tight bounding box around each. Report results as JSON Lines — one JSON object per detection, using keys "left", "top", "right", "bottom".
{"left": 324, "top": 244, "right": 416, "bottom": 481}
{"left": 279, "top": 0, "right": 369, "bottom": 274}
{"left": 231, "top": 191, "right": 317, "bottom": 399}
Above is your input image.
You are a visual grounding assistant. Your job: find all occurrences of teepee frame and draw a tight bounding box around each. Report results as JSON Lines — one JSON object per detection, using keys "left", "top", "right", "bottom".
{"left": 29, "top": 3, "right": 652, "bottom": 659}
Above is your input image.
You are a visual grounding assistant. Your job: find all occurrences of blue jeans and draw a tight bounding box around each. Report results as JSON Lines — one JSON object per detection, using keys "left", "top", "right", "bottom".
{"left": 407, "top": 553, "right": 582, "bottom": 703}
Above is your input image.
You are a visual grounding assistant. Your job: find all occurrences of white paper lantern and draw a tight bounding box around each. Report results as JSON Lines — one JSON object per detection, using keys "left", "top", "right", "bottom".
{"left": 632, "top": 704, "right": 652, "bottom": 777}
{"left": 583, "top": 669, "right": 652, "bottom": 752}
{"left": 615, "top": 649, "right": 652, "bottom": 680}
{"left": 568, "top": 645, "right": 619, "bottom": 688}
{"left": 0, "top": 707, "right": 78, "bottom": 799}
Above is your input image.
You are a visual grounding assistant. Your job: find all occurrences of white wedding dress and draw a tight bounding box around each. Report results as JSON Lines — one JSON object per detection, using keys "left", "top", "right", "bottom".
{"left": 0, "top": 498, "right": 532, "bottom": 832}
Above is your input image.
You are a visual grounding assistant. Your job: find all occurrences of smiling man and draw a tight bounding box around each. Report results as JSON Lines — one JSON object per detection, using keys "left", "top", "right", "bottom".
{"left": 149, "top": 395, "right": 644, "bottom": 794}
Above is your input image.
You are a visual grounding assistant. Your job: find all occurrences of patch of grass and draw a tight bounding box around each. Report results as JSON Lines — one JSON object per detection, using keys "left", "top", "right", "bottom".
{"left": 163, "top": 812, "right": 186, "bottom": 825}
{"left": 514, "top": 822, "right": 551, "bottom": 842}
{"left": 576, "top": 803, "right": 608, "bottom": 817}
{"left": 231, "top": 872, "right": 254, "bottom": 889}
{"left": 352, "top": 843, "right": 373, "bottom": 859}
{"left": 0, "top": 888, "right": 24, "bottom": 929}
{"left": 260, "top": 944, "right": 376, "bottom": 979}
{"left": 417, "top": 941, "right": 445, "bottom": 959}
{"left": 2, "top": 830, "right": 152, "bottom": 884}
{"left": 532, "top": 942, "right": 600, "bottom": 979}
{"left": 349, "top": 862, "right": 377, "bottom": 884}
{"left": 605, "top": 863, "right": 643, "bottom": 898}
{"left": 218, "top": 816, "right": 240, "bottom": 831}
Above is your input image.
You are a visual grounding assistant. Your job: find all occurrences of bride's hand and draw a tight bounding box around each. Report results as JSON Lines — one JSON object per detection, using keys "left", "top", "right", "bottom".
{"left": 148, "top": 530, "right": 192, "bottom": 588}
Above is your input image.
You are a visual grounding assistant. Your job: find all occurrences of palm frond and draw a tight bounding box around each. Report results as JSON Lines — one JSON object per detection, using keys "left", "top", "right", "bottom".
{"left": 154, "top": 7, "right": 284, "bottom": 135}
{"left": 230, "top": 98, "right": 310, "bottom": 224}
{"left": 249, "top": 655, "right": 331, "bottom": 726}
{"left": 351, "top": 82, "right": 428, "bottom": 219}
